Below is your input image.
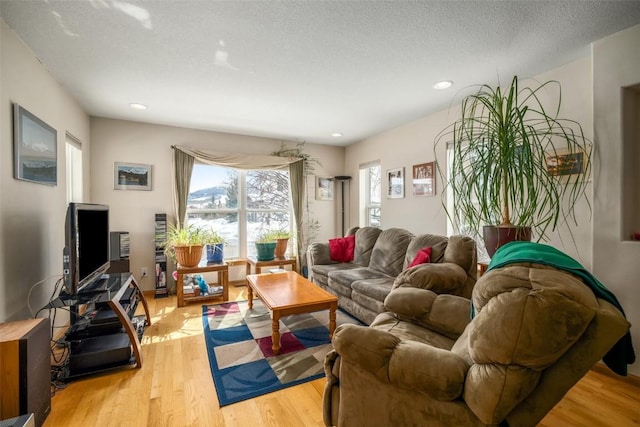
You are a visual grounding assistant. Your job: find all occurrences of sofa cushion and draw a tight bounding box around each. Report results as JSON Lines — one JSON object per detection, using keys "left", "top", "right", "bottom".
{"left": 404, "top": 234, "right": 449, "bottom": 268}
{"left": 329, "top": 235, "right": 356, "bottom": 262}
{"left": 329, "top": 267, "right": 389, "bottom": 288}
{"left": 371, "top": 312, "right": 457, "bottom": 350}
{"left": 353, "top": 227, "right": 383, "bottom": 267}
{"left": 312, "top": 262, "right": 361, "bottom": 285}
{"left": 369, "top": 228, "right": 414, "bottom": 276}
{"left": 351, "top": 277, "right": 394, "bottom": 302}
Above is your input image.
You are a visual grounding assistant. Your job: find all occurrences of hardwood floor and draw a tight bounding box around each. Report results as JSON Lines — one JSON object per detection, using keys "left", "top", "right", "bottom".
{"left": 45, "top": 286, "right": 640, "bottom": 427}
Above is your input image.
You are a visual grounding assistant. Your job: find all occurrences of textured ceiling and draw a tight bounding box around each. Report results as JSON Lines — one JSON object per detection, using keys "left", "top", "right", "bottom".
{"left": 2, "top": 1, "right": 640, "bottom": 146}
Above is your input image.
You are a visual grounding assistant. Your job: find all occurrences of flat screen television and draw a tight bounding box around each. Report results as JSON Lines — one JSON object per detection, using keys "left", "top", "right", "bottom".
{"left": 63, "top": 203, "right": 110, "bottom": 295}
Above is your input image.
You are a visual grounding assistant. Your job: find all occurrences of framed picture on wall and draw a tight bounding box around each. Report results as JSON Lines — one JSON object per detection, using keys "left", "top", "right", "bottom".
{"left": 13, "top": 103, "right": 57, "bottom": 186}
{"left": 114, "top": 162, "right": 153, "bottom": 190}
{"left": 316, "top": 176, "right": 334, "bottom": 200}
{"left": 387, "top": 167, "right": 404, "bottom": 199}
{"left": 412, "top": 161, "right": 435, "bottom": 196}
{"left": 545, "top": 150, "right": 585, "bottom": 176}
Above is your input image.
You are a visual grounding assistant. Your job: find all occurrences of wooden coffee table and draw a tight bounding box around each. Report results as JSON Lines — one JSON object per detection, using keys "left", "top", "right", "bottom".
{"left": 246, "top": 270, "right": 338, "bottom": 355}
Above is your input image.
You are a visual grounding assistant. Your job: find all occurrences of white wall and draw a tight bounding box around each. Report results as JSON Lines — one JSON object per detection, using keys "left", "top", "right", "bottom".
{"left": 0, "top": 20, "right": 90, "bottom": 322}
{"left": 90, "top": 118, "right": 344, "bottom": 291}
{"left": 593, "top": 23, "right": 640, "bottom": 376}
{"left": 345, "top": 57, "right": 594, "bottom": 266}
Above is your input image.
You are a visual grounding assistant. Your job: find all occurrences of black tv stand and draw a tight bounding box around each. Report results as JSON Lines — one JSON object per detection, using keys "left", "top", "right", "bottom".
{"left": 50, "top": 273, "right": 151, "bottom": 378}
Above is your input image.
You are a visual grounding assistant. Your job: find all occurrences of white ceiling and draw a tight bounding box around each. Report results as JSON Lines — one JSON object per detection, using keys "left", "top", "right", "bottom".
{"left": 2, "top": 1, "right": 640, "bottom": 146}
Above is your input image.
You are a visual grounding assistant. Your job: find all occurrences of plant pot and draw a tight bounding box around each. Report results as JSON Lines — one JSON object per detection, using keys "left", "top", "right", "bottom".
{"left": 255, "top": 242, "right": 276, "bottom": 261}
{"left": 274, "top": 238, "right": 289, "bottom": 258}
{"left": 174, "top": 245, "right": 204, "bottom": 268}
{"left": 483, "top": 225, "right": 532, "bottom": 258}
{"left": 206, "top": 243, "right": 224, "bottom": 264}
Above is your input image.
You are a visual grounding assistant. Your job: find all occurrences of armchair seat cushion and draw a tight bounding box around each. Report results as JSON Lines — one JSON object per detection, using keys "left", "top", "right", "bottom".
{"left": 371, "top": 312, "right": 457, "bottom": 350}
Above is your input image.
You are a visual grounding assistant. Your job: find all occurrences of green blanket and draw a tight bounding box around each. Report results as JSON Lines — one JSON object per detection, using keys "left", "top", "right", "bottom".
{"left": 488, "top": 241, "right": 635, "bottom": 376}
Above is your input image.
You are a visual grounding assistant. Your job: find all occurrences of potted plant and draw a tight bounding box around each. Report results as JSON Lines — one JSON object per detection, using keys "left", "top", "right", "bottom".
{"left": 203, "top": 227, "right": 226, "bottom": 264}
{"left": 254, "top": 230, "right": 277, "bottom": 261}
{"left": 165, "top": 223, "right": 207, "bottom": 267}
{"left": 269, "top": 229, "right": 291, "bottom": 258}
{"left": 435, "top": 76, "right": 592, "bottom": 256}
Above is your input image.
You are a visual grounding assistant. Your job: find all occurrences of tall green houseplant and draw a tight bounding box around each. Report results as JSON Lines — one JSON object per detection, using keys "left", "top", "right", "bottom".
{"left": 435, "top": 76, "right": 592, "bottom": 256}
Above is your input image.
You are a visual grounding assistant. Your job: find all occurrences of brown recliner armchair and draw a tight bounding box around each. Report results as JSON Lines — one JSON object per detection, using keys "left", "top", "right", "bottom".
{"left": 323, "top": 262, "right": 632, "bottom": 426}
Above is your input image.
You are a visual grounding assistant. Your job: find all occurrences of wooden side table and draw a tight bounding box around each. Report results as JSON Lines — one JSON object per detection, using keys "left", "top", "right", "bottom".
{"left": 176, "top": 262, "right": 229, "bottom": 307}
{"left": 246, "top": 256, "right": 297, "bottom": 276}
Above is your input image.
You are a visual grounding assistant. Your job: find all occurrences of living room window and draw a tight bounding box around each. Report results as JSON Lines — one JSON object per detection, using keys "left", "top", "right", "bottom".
{"left": 359, "top": 162, "right": 381, "bottom": 227}
{"left": 65, "top": 133, "right": 83, "bottom": 203}
{"left": 187, "top": 164, "right": 291, "bottom": 259}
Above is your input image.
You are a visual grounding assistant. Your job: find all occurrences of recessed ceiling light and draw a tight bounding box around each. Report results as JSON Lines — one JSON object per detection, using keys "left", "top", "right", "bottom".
{"left": 433, "top": 81, "right": 453, "bottom": 90}
{"left": 129, "top": 103, "right": 148, "bottom": 110}
{"left": 331, "top": 132, "right": 343, "bottom": 137}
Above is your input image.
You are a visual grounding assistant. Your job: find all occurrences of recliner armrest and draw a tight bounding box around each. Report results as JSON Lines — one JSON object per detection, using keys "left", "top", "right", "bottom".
{"left": 394, "top": 262, "right": 468, "bottom": 293}
{"left": 333, "top": 324, "right": 469, "bottom": 401}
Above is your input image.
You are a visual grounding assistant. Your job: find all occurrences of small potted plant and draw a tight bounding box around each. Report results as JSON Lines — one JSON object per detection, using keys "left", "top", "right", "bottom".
{"left": 203, "top": 227, "right": 226, "bottom": 264}
{"left": 269, "top": 229, "right": 291, "bottom": 258}
{"left": 165, "top": 223, "right": 207, "bottom": 268}
{"left": 254, "top": 230, "right": 277, "bottom": 261}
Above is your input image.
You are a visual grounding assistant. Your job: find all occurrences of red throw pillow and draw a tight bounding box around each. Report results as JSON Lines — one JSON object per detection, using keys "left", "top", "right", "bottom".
{"left": 329, "top": 235, "right": 356, "bottom": 263}
{"left": 408, "top": 246, "right": 432, "bottom": 268}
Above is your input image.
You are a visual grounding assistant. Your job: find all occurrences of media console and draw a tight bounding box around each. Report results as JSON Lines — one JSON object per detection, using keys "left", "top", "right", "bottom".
{"left": 49, "top": 272, "right": 150, "bottom": 379}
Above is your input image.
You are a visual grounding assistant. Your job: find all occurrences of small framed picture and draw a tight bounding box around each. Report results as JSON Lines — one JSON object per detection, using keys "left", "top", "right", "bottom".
{"left": 316, "top": 176, "right": 334, "bottom": 200}
{"left": 114, "top": 162, "right": 152, "bottom": 190}
{"left": 545, "top": 150, "right": 584, "bottom": 176}
{"left": 387, "top": 167, "right": 404, "bottom": 199}
{"left": 412, "top": 162, "right": 435, "bottom": 196}
{"left": 13, "top": 104, "right": 57, "bottom": 186}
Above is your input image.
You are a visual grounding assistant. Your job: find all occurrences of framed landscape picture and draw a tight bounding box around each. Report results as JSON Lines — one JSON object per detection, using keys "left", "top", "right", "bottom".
{"left": 114, "top": 162, "right": 152, "bottom": 190}
{"left": 387, "top": 167, "right": 404, "bottom": 199}
{"left": 316, "top": 176, "right": 334, "bottom": 200}
{"left": 545, "top": 150, "right": 584, "bottom": 176}
{"left": 412, "top": 161, "right": 435, "bottom": 196}
{"left": 13, "top": 103, "right": 57, "bottom": 186}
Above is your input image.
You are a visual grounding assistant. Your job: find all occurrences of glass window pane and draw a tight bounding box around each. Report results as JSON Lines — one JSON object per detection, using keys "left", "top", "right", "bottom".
{"left": 246, "top": 170, "right": 290, "bottom": 209}
{"left": 368, "top": 207, "right": 381, "bottom": 227}
{"left": 246, "top": 211, "right": 290, "bottom": 258}
{"left": 189, "top": 165, "right": 238, "bottom": 210}
{"left": 187, "top": 211, "right": 239, "bottom": 258}
{"left": 370, "top": 165, "right": 381, "bottom": 204}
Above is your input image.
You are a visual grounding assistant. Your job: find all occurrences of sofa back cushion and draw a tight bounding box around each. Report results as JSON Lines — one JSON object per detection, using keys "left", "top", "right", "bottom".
{"left": 404, "top": 234, "right": 448, "bottom": 267}
{"left": 353, "top": 227, "right": 382, "bottom": 267}
{"left": 369, "top": 228, "right": 414, "bottom": 276}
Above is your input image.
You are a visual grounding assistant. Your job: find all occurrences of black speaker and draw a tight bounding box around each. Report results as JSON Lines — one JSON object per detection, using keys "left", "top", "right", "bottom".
{"left": 0, "top": 318, "right": 51, "bottom": 427}
{"left": 110, "top": 231, "right": 130, "bottom": 260}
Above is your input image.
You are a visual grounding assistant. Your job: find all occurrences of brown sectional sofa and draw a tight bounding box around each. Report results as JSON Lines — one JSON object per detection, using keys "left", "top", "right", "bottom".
{"left": 306, "top": 227, "right": 477, "bottom": 324}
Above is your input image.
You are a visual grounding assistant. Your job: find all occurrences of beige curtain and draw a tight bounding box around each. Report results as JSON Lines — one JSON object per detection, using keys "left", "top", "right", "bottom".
{"left": 172, "top": 146, "right": 305, "bottom": 271}
{"left": 288, "top": 159, "right": 305, "bottom": 267}
{"left": 172, "top": 147, "right": 195, "bottom": 228}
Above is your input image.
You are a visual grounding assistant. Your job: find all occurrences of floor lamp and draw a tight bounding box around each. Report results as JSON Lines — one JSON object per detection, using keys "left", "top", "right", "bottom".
{"left": 334, "top": 175, "right": 352, "bottom": 236}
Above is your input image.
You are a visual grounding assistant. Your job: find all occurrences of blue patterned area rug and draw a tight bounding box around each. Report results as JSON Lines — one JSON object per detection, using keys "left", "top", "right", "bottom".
{"left": 202, "top": 299, "right": 361, "bottom": 406}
